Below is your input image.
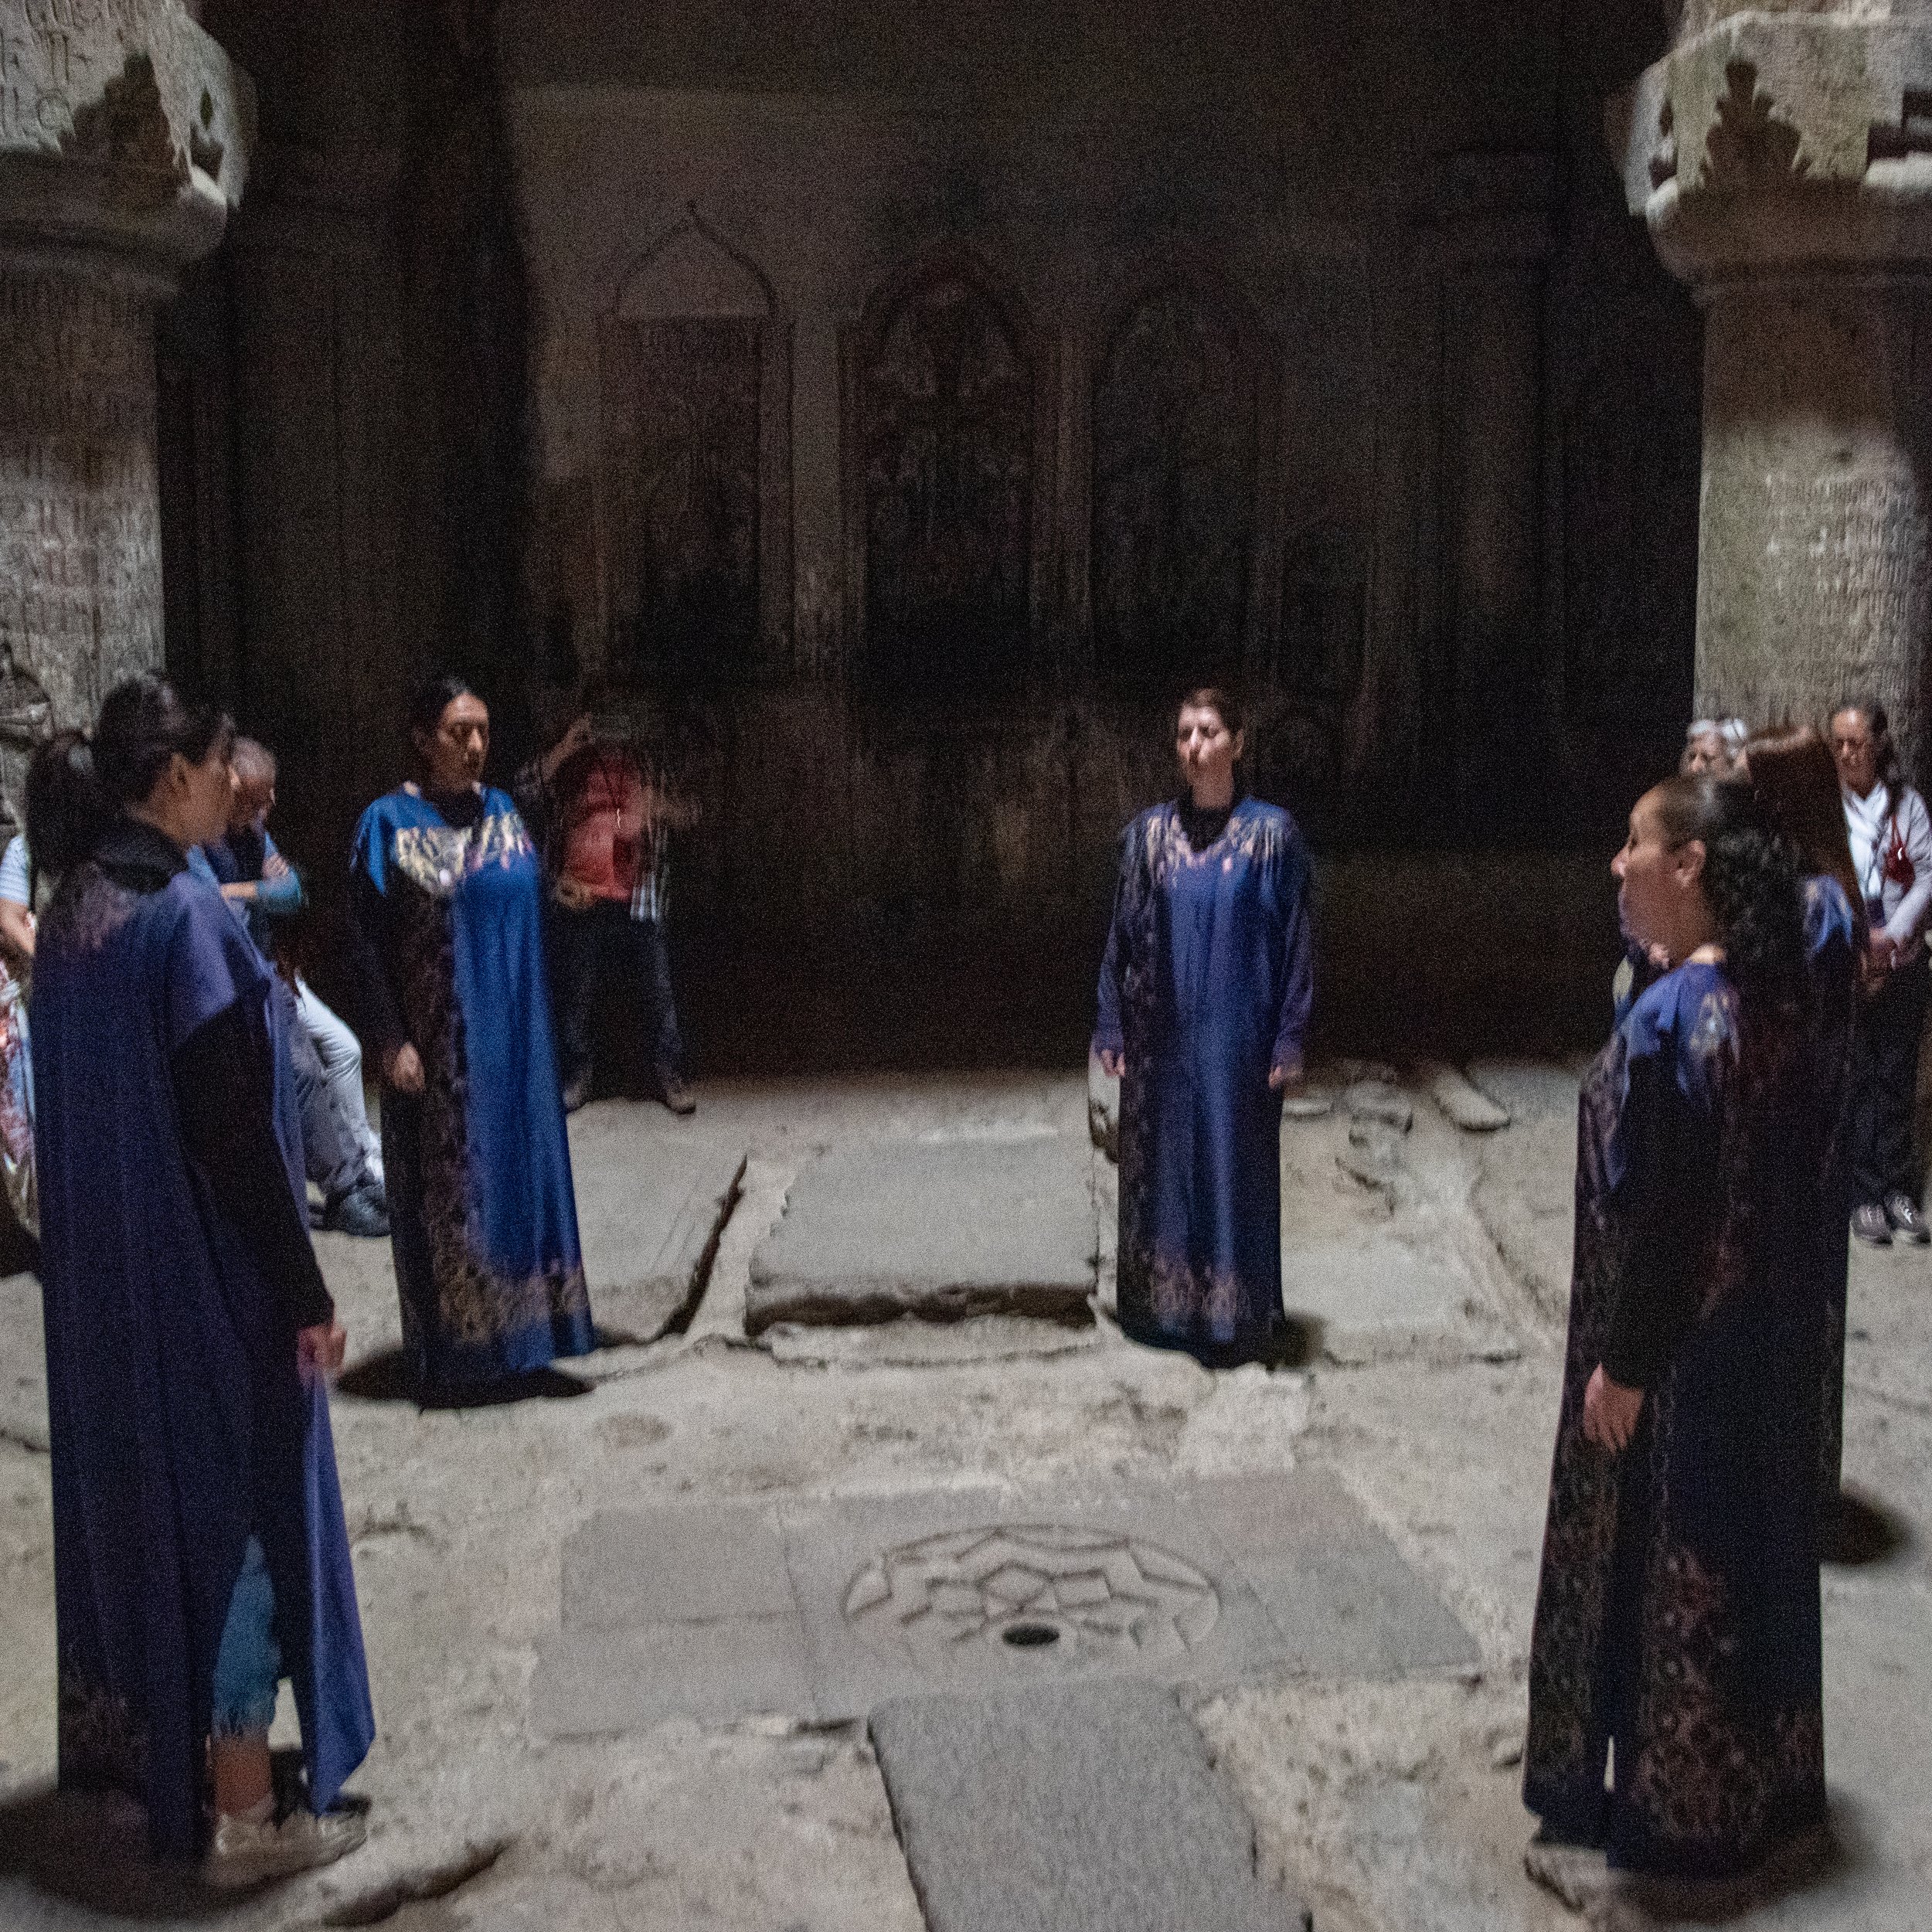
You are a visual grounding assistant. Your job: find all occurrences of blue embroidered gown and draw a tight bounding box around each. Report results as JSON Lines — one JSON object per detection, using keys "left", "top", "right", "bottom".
{"left": 1094, "top": 795, "right": 1313, "bottom": 1364}
{"left": 32, "top": 848, "right": 372, "bottom": 1858}
{"left": 1524, "top": 962, "right": 1827, "bottom": 1878}
{"left": 351, "top": 784, "right": 593, "bottom": 1390}
{"left": 1801, "top": 877, "right": 1859, "bottom": 1509}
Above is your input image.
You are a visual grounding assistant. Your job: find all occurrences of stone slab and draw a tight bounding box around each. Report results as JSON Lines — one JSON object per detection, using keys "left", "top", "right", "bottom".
{"left": 1188, "top": 1469, "right": 1481, "bottom": 1679}
{"left": 869, "top": 1681, "right": 1308, "bottom": 1932}
{"left": 532, "top": 1615, "right": 814, "bottom": 1736}
{"left": 564, "top": 1113, "right": 745, "bottom": 1342}
{"left": 1420, "top": 1061, "right": 1512, "bottom": 1132}
{"left": 1279, "top": 1239, "right": 1482, "bottom": 1359}
{"left": 560, "top": 1500, "right": 791, "bottom": 1630}
{"left": 781, "top": 1485, "right": 1290, "bottom": 1722}
{"left": 532, "top": 1471, "right": 1478, "bottom": 1736}
{"left": 747, "top": 1136, "right": 1095, "bottom": 1333}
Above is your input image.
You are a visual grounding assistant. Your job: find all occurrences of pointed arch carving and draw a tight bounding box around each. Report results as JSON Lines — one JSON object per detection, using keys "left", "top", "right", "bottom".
{"left": 842, "top": 243, "right": 1052, "bottom": 696}
{"left": 595, "top": 204, "right": 793, "bottom": 681}
{"left": 1090, "top": 264, "right": 1276, "bottom": 688}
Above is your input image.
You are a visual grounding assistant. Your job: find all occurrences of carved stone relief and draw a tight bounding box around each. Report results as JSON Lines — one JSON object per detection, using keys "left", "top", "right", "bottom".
{"left": 598, "top": 315, "right": 763, "bottom": 683}
{"left": 856, "top": 265, "right": 1033, "bottom": 694}
{"left": 0, "top": 267, "right": 162, "bottom": 734}
{"left": 1090, "top": 283, "right": 1256, "bottom": 685}
{"left": 1696, "top": 60, "right": 1808, "bottom": 190}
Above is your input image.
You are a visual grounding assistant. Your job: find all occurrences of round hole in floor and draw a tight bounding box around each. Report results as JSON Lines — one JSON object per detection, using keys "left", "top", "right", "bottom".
{"left": 1001, "top": 1622, "right": 1062, "bottom": 1650}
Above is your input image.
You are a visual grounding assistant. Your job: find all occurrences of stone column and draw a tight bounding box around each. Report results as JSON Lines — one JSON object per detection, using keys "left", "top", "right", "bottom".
{"left": 0, "top": 0, "right": 250, "bottom": 804}
{"left": 1614, "top": 2, "right": 1932, "bottom": 779}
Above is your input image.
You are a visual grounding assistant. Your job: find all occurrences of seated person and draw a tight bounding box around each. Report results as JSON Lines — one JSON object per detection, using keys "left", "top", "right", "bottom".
{"left": 202, "top": 740, "right": 388, "bottom": 1236}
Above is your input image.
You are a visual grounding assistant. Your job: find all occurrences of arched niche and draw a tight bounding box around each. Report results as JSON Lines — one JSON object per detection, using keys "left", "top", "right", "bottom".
{"left": 841, "top": 245, "right": 1049, "bottom": 698}
{"left": 1090, "top": 271, "right": 1273, "bottom": 689}
{"left": 595, "top": 207, "right": 793, "bottom": 685}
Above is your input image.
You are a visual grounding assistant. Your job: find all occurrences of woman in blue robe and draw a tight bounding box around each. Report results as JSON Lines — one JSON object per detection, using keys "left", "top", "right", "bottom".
{"left": 1094, "top": 687, "right": 1313, "bottom": 1366}
{"left": 350, "top": 675, "right": 593, "bottom": 1397}
{"left": 29, "top": 679, "right": 372, "bottom": 1879}
{"left": 1739, "top": 726, "right": 1864, "bottom": 1524}
{"left": 1525, "top": 774, "right": 1828, "bottom": 1889}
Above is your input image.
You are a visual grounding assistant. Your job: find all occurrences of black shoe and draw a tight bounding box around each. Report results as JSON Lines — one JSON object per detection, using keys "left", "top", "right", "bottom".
{"left": 659, "top": 1077, "right": 696, "bottom": 1117}
{"left": 1884, "top": 1192, "right": 1930, "bottom": 1244}
{"left": 1852, "top": 1202, "right": 1893, "bottom": 1247}
{"left": 561, "top": 1075, "right": 591, "bottom": 1114}
{"left": 323, "top": 1183, "right": 390, "bottom": 1238}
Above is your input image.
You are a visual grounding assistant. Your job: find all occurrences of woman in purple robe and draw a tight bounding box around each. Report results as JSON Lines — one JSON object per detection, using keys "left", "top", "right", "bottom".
{"left": 1525, "top": 774, "right": 1828, "bottom": 1892}
{"left": 29, "top": 678, "right": 372, "bottom": 1885}
{"left": 1094, "top": 687, "right": 1313, "bottom": 1366}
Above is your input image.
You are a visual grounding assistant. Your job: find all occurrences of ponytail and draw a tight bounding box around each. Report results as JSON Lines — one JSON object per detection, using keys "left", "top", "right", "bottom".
{"left": 25, "top": 729, "right": 106, "bottom": 894}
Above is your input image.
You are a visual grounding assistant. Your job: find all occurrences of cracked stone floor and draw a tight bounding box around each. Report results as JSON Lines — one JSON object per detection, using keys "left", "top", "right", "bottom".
{"left": 0, "top": 1065, "right": 1927, "bottom": 1931}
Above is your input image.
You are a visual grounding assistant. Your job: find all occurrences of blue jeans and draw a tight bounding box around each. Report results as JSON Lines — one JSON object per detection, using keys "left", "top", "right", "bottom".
{"left": 210, "top": 1536, "right": 282, "bottom": 1737}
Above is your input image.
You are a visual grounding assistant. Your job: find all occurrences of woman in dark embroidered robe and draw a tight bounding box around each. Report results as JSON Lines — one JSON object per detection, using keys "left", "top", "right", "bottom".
{"left": 1741, "top": 726, "right": 1863, "bottom": 1525}
{"left": 1525, "top": 774, "right": 1828, "bottom": 1887}
{"left": 1094, "top": 687, "right": 1313, "bottom": 1366}
{"left": 350, "top": 675, "right": 593, "bottom": 1396}
{"left": 29, "top": 679, "right": 372, "bottom": 1879}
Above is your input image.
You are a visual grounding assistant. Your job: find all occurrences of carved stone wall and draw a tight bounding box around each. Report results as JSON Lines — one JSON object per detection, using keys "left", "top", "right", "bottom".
{"left": 1091, "top": 281, "right": 1264, "bottom": 689}
{"left": 846, "top": 254, "right": 1038, "bottom": 696}
{"left": 0, "top": 0, "right": 249, "bottom": 816}
{"left": 600, "top": 316, "right": 763, "bottom": 683}
{"left": 0, "top": 266, "right": 161, "bottom": 732}
{"left": 150, "top": 0, "right": 1700, "bottom": 1060}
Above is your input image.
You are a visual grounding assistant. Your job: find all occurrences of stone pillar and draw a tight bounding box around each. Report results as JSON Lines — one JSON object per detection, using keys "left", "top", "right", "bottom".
{"left": 0, "top": 0, "right": 250, "bottom": 804}
{"left": 1614, "top": 3, "right": 1932, "bottom": 779}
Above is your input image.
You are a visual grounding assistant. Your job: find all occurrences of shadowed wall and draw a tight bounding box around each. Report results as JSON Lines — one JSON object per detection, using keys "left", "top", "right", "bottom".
{"left": 161, "top": 1, "right": 1699, "bottom": 1066}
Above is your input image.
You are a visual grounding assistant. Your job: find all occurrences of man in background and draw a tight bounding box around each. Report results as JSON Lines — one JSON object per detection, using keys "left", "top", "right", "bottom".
{"left": 518, "top": 686, "right": 697, "bottom": 1117}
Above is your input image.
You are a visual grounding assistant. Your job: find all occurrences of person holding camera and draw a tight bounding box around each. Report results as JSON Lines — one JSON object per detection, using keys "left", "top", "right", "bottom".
{"left": 516, "top": 685, "right": 697, "bottom": 1117}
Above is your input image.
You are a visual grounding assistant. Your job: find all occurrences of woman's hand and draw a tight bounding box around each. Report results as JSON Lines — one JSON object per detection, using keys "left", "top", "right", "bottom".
{"left": 297, "top": 1320, "right": 347, "bottom": 1386}
{"left": 553, "top": 875, "right": 595, "bottom": 913}
{"left": 386, "top": 1042, "right": 425, "bottom": 1095}
{"left": 1582, "top": 1363, "right": 1645, "bottom": 1452}
{"left": 1097, "top": 1048, "right": 1125, "bottom": 1079}
{"left": 1269, "top": 1058, "right": 1304, "bottom": 1093}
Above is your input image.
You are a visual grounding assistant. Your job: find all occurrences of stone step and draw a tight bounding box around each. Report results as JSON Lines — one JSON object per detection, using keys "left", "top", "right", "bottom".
{"left": 869, "top": 1680, "right": 1310, "bottom": 1932}
{"left": 746, "top": 1134, "right": 1096, "bottom": 1334}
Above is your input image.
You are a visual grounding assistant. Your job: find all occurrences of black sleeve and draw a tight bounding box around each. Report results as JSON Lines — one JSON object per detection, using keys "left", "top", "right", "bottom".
{"left": 173, "top": 999, "right": 334, "bottom": 1333}
{"left": 347, "top": 865, "right": 408, "bottom": 1070}
{"left": 1603, "top": 1052, "right": 1719, "bottom": 1389}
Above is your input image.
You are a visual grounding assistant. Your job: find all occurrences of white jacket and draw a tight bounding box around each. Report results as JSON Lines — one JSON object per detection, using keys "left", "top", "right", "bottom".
{"left": 1843, "top": 781, "right": 1932, "bottom": 952}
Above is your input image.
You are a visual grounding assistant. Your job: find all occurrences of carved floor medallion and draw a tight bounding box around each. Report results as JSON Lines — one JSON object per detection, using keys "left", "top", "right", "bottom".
{"left": 842, "top": 1523, "right": 1221, "bottom": 1668}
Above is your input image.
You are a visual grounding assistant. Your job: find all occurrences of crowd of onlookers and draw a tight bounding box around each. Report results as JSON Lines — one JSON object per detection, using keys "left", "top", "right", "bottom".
{"left": 1682, "top": 704, "right": 1932, "bottom": 1247}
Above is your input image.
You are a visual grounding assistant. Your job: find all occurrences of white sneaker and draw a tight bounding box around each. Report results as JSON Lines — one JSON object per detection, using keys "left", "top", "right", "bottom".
{"left": 202, "top": 1805, "right": 366, "bottom": 1889}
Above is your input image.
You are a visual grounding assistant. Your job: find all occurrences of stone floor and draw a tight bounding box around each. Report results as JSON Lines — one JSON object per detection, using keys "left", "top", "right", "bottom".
{"left": 0, "top": 1065, "right": 1926, "bottom": 1931}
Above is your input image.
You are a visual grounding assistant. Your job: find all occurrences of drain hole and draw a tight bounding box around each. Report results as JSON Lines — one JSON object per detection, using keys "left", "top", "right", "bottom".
{"left": 1002, "top": 1622, "right": 1062, "bottom": 1650}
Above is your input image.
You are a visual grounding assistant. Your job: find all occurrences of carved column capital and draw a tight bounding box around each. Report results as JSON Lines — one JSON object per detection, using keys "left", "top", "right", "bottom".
{"left": 0, "top": 0, "right": 253, "bottom": 275}
{"left": 1613, "top": 9, "right": 1932, "bottom": 291}
{"left": 0, "top": 3, "right": 254, "bottom": 764}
